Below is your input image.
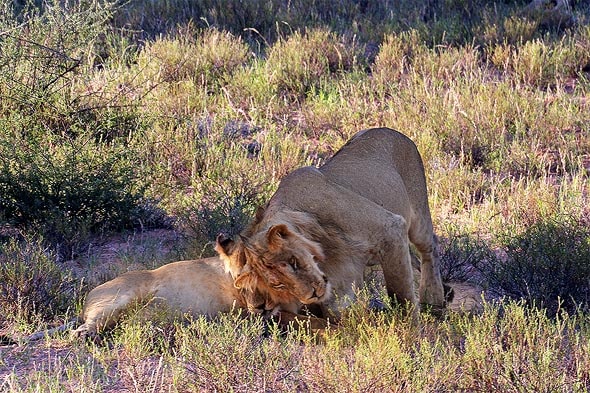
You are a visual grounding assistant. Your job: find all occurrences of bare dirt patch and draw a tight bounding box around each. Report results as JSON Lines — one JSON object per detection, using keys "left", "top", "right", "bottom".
{"left": 63, "top": 229, "right": 188, "bottom": 288}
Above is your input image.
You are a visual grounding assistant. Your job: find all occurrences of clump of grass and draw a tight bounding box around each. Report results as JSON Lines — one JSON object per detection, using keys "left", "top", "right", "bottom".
{"left": 0, "top": 237, "right": 81, "bottom": 326}
{"left": 482, "top": 213, "right": 590, "bottom": 316}
{"left": 488, "top": 34, "right": 590, "bottom": 88}
{"left": 372, "top": 29, "right": 425, "bottom": 85}
{"left": 137, "top": 27, "right": 250, "bottom": 86}
{"left": 502, "top": 14, "right": 540, "bottom": 44}
{"left": 414, "top": 43, "right": 483, "bottom": 83}
{"left": 456, "top": 300, "right": 589, "bottom": 391}
{"left": 266, "top": 28, "right": 362, "bottom": 100}
{"left": 174, "top": 313, "right": 305, "bottom": 392}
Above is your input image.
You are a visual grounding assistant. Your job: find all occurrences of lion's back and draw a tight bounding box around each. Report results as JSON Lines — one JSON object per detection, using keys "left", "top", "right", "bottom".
{"left": 318, "top": 127, "right": 432, "bottom": 232}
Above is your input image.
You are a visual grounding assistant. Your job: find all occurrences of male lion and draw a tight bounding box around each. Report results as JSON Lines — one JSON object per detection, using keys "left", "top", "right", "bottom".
{"left": 216, "top": 128, "right": 446, "bottom": 318}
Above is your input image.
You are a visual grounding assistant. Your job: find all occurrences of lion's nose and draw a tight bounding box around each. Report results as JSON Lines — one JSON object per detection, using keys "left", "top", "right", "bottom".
{"left": 312, "top": 288, "right": 318, "bottom": 298}
{"left": 312, "top": 284, "right": 325, "bottom": 299}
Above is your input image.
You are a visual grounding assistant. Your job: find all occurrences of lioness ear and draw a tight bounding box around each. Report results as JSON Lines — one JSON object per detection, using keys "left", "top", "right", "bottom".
{"left": 266, "top": 224, "right": 291, "bottom": 250}
{"left": 215, "top": 233, "right": 234, "bottom": 257}
{"left": 216, "top": 234, "right": 247, "bottom": 277}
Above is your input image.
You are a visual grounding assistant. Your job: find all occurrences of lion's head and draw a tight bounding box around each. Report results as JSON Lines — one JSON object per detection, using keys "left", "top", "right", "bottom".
{"left": 215, "top": 223, "right": 331, "bottom": 314}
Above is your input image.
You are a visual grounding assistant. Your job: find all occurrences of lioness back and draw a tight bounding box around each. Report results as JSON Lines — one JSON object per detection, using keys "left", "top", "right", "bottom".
{"left": 147, "top": 258, "right": 239, "bottom": 314}
{"left": 76, "top": 257, "right": 243, "bottom": 337}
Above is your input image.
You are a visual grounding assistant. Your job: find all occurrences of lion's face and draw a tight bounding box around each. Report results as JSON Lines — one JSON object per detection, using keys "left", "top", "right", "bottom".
{"left": 240, "top": 224, "right": 331, "bottom": 305}
{"left": 216, "top": 225, "right": 331, "bottom": 312}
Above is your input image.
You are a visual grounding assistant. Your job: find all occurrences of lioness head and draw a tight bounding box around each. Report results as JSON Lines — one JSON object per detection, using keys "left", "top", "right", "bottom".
{"left": 216, "top": 225, "right": 331, "bottom": 312}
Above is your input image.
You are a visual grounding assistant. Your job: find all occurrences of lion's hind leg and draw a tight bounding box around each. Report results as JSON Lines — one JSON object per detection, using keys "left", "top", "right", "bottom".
{"left": 74, "top": 282, "right": 139, "bottom": 340}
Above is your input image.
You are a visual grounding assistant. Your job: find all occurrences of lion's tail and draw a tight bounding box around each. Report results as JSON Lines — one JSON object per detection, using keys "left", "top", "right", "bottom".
{"left": 0, "top": 318, "right": 79, "bottom": 346}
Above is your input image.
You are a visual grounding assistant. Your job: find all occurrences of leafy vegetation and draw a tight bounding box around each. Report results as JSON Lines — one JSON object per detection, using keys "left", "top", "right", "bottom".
{"left": 485, "top": 214, "right": 590, "bottom": 316}
{"left": 0, "top": 237, "right": 81, "bottom": 326}
{"left": 0, "top": 0, "right": 589, "bottom": 390}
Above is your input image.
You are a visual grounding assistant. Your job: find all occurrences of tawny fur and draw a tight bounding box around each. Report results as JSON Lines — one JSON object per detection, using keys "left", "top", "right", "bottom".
{"left": 73, "top": 257, "right": 262, "bottom": 338}
{"left": 217, "top": 128, "right": 446, "bottom": 319}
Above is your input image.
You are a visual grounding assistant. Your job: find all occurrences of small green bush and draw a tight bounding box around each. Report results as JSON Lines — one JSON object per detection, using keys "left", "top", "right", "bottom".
{"left": 485, "top": 214, "right": 590, "bottom": 316}
{"left": 438, "top": 230, "right": 497, "bottom": 284}
{"left": 0, "top": 132, "right": 147, "bottom": 257}
{"left": 172, "top": 129, "right": 268, "bottom": 248}
{"left": 0, "top": 237, "right": 81, "bottom": 324}
{"left": 187, "top": 181, "right": 262, "bottom": 244}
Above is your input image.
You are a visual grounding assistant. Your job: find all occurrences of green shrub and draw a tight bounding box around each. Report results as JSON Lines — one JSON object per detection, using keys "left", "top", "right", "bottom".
{"left": 0, "top": 0, "right": 115, "bottom": 124}
{"left": 484, "top": 214, "right": 590, "bottom": 316}
{"left": 0, "top": 237, "right": 81, "bottom": 324}
{"left": 185, "top": 175, "right": 262, "bottom": 245}
{"left": 438, "top": 229, "right": 497, "bottom": 284}
{"left": 0, "top": 0, "right": 166, "bottom": 256}
{"left": 172, "top": 129, "right": 268, "bottom": 248}
{"left": 0, "top": 131, "right": 148, "bottom": 257}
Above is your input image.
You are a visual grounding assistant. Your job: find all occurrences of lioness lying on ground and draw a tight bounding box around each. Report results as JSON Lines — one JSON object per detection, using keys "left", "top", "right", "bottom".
{"left": 73, "top": 257, "right": 249, "bottom": 338}
{"left": 73, "top": 256, "right": 328, "bottom": 340}
{"left": 216, "top": 128, "right": 446, "bottom": 320}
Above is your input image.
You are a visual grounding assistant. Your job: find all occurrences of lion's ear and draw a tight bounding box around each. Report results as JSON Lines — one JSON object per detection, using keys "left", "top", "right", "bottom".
{"left": 215, "top": 233, "right": 234, "bottom": 257}
{"left": 266, "top": 224, "right": 291, "bottom": 250}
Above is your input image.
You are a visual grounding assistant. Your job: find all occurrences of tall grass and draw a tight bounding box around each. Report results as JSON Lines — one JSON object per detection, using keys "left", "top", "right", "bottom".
{"left": 0, "top": 237, "right": 80, "bottom": 328}
{"left": 2, "top": 301, "right": 589, "bottom": 391}
{"left": 1, "top": 0, "right": 589, "bottom": 390}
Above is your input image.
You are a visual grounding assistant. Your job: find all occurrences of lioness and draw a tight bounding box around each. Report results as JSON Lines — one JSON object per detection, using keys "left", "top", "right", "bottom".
{"left": 217, "top": 128, "right": 446, "bottom": 318}
{"left": 73, "top": 256, "right": 328, "bottom": 339}
{"left": 73, "top": 257, "right": 261, "bottom": 338}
